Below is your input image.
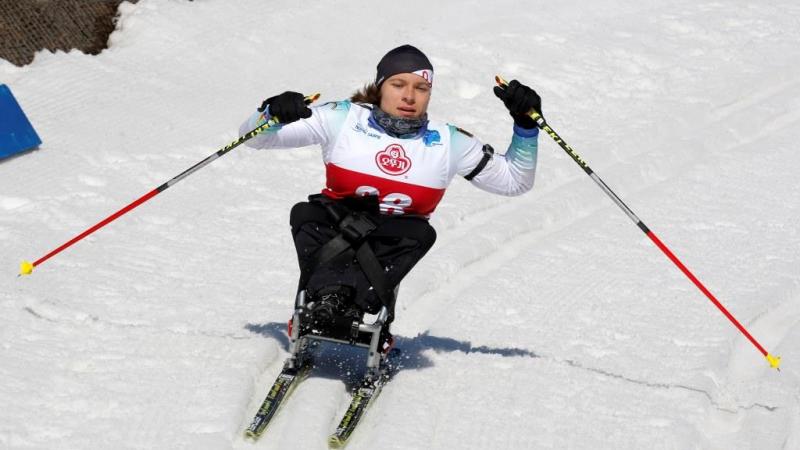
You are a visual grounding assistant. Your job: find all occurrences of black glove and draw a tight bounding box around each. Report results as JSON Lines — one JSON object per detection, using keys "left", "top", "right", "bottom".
{"left": 493, "top": 80, "right": 542, "bottom": 129}
{"left": 257, "top": 91, "right": 312, "bottom": 124}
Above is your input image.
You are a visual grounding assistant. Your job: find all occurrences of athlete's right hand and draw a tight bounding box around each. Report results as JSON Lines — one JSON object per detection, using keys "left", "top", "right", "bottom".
{"left": 258, "top": 91, "right": 312, "bottom": 124}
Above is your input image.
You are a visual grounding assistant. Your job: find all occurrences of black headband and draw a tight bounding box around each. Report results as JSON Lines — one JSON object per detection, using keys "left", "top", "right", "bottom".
{"left": 375, "top": 45, "right": 434, "bottom": 87}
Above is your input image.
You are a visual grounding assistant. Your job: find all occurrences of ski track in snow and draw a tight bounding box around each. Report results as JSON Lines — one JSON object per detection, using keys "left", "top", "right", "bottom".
{"left": 2, "top": 0, "right": 800, "bottom": 449}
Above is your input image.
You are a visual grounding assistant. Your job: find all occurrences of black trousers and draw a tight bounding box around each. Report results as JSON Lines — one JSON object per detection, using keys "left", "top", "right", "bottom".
{"left": 289, "top": 196, "right": 437, "bottom": 314}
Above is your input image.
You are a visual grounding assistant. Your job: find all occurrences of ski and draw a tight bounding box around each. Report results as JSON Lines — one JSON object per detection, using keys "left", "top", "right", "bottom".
{"left": 328, "top": 366, "right": 391, "bottom": 448}
{"left": 244, "top": 360, "right": 310, "bottom": 439}
{"left": 246, "top": 294, "right": 397, "bottom": 446}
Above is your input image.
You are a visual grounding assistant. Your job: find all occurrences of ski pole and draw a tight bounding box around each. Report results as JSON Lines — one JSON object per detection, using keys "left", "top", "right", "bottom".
{"left": 19, "top": 93, "right": 321, "bottom": 277}
{"left": 495, "top": 76, "right": 780, "bottom": 370}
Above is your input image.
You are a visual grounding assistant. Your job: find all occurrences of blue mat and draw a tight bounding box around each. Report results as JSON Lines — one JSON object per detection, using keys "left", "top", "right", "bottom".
{"left": 1, "top": 84, "right": 42, "bottom": 159}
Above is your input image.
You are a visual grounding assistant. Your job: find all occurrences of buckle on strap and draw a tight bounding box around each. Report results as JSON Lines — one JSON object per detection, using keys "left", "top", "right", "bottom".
{"left": 350, "top": 319, "right": 361, "bottom": 342}
{"left": 339, "top": 213, "right": 377, "bottom": 244}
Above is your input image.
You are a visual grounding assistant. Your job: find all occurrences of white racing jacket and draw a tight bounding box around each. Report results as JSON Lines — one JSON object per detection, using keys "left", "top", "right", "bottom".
{"left": 239, "top": 100, "right": 538, "bottom": 216}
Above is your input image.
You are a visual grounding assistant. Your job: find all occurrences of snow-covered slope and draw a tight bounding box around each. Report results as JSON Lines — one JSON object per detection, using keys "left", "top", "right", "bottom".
{"left": 2, "top": 1, "right": 798, "bottom": 448}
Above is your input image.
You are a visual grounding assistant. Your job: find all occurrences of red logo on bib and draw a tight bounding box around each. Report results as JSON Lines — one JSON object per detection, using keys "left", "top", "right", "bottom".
{"left": 375, "top": 144, "right": 412, "bottom": 176}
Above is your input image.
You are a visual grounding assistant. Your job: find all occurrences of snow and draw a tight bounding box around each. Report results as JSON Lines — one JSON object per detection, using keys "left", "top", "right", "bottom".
{"left": 2, "top": 0, "right": 799, "bottom": 448}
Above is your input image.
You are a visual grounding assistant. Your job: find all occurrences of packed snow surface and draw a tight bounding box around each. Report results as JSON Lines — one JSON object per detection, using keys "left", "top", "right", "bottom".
{"left": 2, "top": 1, "right": 799, "bottom": 449}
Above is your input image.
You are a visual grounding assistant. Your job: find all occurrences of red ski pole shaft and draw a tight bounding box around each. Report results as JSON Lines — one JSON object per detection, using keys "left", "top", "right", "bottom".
{"left": 30, "top": 188, "right": 160, "bottom": 270}
{"left": 494, "top": 76, "right": 779, "bottom": 370}
{"left": 19, "top": 93, "right": 321, "bottom": 276}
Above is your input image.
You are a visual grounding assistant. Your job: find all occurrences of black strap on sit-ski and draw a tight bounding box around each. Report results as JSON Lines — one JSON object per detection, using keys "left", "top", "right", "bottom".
{"left": 464, "top": 144, "right": 495, "bottom": 181}
{"left": 312, "top": 213, "right": 376, "bottom": 266}
{"left": 309, "top": 197, "right": 396, "bottom": 311}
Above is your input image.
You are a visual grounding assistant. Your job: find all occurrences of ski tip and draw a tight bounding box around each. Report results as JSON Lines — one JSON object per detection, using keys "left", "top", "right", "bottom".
{"left": 766, "top": 353, "right": 781, "bottom": 371}
{"left": 495, "top": 75, "right": 508, "bottom": 87}
{"left": 328, "top": 435, "right": 346, "bottom": 448}
{"left": 305, "top": 92, "right": 322, "bottom": 104}
{"left": 19, "top": 260, "right": 34, "bottom": 276}
{"left": 243, "top": 429, "right": 258, "bottom": 440}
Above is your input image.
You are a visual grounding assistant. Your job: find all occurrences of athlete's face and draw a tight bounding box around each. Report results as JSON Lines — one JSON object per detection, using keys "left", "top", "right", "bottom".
{"left": 379, "top": 73, "right": 431, "bottom": 119}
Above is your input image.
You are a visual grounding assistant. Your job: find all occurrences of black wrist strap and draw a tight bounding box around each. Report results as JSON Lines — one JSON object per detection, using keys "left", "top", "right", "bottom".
{"left": 464, "top": 144, "right": 495, "bottom": 181}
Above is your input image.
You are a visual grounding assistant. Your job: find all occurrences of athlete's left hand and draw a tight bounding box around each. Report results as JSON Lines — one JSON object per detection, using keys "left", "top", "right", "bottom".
{"left": 493, "top": 79, "right": 541, "bottom": 129}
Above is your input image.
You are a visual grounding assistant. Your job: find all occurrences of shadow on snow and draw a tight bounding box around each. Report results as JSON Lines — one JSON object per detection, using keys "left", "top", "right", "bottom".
{"left": 245, "top": 321, "right": 539, "bottom": 388}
